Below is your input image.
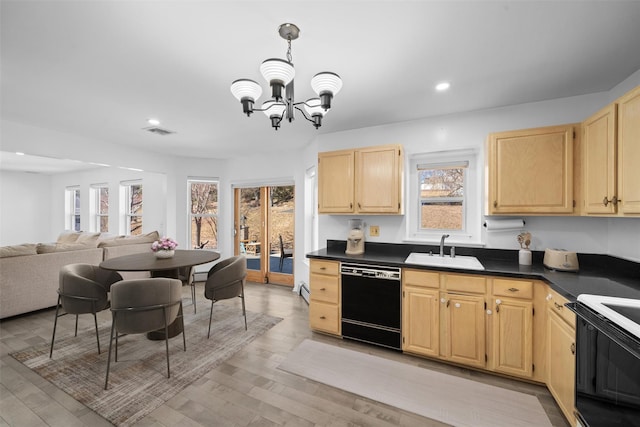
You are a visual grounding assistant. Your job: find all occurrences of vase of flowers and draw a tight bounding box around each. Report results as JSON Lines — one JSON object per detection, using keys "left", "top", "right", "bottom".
{"left": 151, "top": 237, "right": 178, "bottom": 259}
{"left": 517, "top": 231, "right": 532, "bottom": 265}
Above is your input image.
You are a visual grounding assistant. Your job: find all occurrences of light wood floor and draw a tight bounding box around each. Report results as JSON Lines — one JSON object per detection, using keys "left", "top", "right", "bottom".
{"left": 0, "top": 282, "right": 570, "bottom": 427}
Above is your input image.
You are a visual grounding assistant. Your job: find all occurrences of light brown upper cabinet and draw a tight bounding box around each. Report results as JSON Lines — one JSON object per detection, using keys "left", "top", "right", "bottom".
{"left": 487, "top": 124, "right": 575, "bottom": 214}
{"left": 617, "top": 85, "right": 640, "bottom": 215}
{"left": 582, "top": 85, "right": 640, "bottom": 216}
{"left": 318, "top": 144, "right": 404, "bottom": 214}
{"left": 582, "top": 103, "right": 617, "bottom": 214}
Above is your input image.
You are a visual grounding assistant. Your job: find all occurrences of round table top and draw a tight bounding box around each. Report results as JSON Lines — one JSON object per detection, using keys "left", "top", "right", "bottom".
{"left": 99, "top": 249, "right": 220, "bottom": 272}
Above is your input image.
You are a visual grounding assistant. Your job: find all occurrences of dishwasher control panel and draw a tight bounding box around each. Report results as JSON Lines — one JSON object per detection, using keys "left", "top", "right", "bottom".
{"left": 340, "top": 263, "right": 401, "bottom": 281}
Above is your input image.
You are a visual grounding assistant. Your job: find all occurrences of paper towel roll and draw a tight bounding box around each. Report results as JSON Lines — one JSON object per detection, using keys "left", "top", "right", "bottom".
{"left": 483, "top": 218, "right": 525, "bottom": 231}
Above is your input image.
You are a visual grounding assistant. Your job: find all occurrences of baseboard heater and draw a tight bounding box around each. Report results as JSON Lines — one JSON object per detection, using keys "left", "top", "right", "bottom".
{"left": 299, "top": 283, "right": 310, "bottom": 304}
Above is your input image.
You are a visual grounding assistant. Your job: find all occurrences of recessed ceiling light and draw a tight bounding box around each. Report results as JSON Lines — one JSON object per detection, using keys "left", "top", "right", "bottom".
{"left": 435, "top": 82, "right": 451, "bottom": 92}
{"left": 16, "top": 152, "right": 25, "bottom": 156}
{"left": 147, "top": 118, "right": 160, "bottom": 126}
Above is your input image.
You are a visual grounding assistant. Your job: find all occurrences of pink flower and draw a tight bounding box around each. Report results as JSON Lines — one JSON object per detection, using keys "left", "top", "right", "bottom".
{"left": 151, "top": 237, "right": 178, "bottom": 252}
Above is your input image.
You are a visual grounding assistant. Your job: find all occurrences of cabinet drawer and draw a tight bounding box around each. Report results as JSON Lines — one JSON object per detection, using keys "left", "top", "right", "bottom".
{"left": 310, "top": 259, "right": 339, "bottom": 276}
{"left": 493, "top": 278, "right": 533, "bottom": 299}
{"left": 443, "top": 274, "right": 486, "bottom": 294}
{"left": 310, "top": 273, "right": 340, "bottom": 304}
{"left": 547, "top": 288, "right": 576, "bottom": 328}
{"left": 309, "top": 301, "right": 340, "bottom": 335}
{"left": 403, "top": 269, "right": 439, "bottom": 288}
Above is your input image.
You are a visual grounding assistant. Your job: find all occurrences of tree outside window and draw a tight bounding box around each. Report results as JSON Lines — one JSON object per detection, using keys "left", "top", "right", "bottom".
{"left": 189, "top": 180, "right": 218, "bottom": 249}
{"left": 418, "top": 163, "right": 466, "bottom": 231}
{"left": 123, "top": 183, "right": 142, "bottom": 235}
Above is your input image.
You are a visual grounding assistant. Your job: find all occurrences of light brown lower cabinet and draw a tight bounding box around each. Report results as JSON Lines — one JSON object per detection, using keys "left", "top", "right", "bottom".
{"left": 308, "top": 260, "right": 341, "bottom": 335}
{"left": 546, "top": 289, "right": 576, "bottom": 426}
{"left": 441, "top": 292, "right": 486, "bottom": 369}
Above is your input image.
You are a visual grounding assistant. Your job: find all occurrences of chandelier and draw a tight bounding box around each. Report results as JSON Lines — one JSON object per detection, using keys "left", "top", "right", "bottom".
{"left": 230, "top": 23, "right": 343, "bottom": 130}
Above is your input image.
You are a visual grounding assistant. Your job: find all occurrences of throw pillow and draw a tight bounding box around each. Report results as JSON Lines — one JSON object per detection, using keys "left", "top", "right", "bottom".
{"left": 0, "top": 243, "right": 38, "bottom": 258}
{"left": 57, "top": 231, "right": 82, "bottom": 243}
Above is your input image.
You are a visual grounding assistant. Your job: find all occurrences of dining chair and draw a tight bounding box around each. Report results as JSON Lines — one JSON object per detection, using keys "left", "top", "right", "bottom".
{"left": 50, "top": 264, "right": 122, "bottom": 358}
{"left": 104, "top": 277, "right": 185, "bottom": 389}
{"left": 278, "top": 234, "right": 293, "bottom": 272}
{"left": 204, "top": 255, "right": 247, "bottom": 338}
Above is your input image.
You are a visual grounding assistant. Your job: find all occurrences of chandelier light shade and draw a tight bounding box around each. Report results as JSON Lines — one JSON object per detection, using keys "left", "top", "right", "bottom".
{"left": 262, "top": 100, "right": 287, "bottom": 129}
{"left": 230, "top": 79, "right": 263, "bottom": 116}
{"left": 231, "top": 23, "right": 342, "bottom": 130}
{"left": 311, "top": 72, "right": 343, "bottom": 110}
{"left": 260, "top": 59, "right": 295, "bottom": 101}
{"left": 303, "top": 98, "right": 327, "bottom": 129}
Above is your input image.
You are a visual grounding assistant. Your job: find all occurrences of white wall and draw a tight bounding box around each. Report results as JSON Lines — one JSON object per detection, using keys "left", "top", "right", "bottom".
{"left": 0, "top": 171, "right": 53, "bottom": 244}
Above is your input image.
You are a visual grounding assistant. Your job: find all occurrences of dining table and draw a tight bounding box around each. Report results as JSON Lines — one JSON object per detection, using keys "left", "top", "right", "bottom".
{"left": 100, "top": 249, "right": 220, "bottom": 339}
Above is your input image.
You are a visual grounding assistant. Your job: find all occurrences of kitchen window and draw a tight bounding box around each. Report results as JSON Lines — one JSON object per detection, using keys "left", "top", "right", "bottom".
{"left": 65, "top": 186, "right": 81, "bottom": 231}
{"left": 121, "top": 181, "right": 142, "bottom": 236}
{"left": 407, "top": 150, "right": 481, "bottom": 244}
{"left": 188, "top": 179, "right": 218, "bottom": 249}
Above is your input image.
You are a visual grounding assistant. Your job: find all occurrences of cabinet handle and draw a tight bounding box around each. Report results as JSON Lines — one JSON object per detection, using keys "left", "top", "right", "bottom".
{"left": 454, "top": 303, "right": 461, "bottom": 308}
{"left": 508, "top": 287, "right": 519, "bottom": 292}
{"left": 496, "top": 305, "right": 500, "bottom": 313}
{"left": 446, "top": 300, "right": 450, "bottom": 308}
{"left": 554, "top": 302, "right": 563, "bottom": 310}
{"left": 493, "top": 200, "right": 498, "bottom": 208}
{"left": 603, "top": 196, "right": 619, "bottom": 206}
{"left": 570, "top": 343, "right": 576, "bottom": 355}
{"left": 320, "top": 288, "right": 326, "bottom": 291}
{"left": 358, "top": 202, "right": 361, "bottom": 209}
{"left": 546, "top": 294, "right": 553, "bottom": 301}
{"left": 320, "top": 316, "right": 326, "bottom": 319}
{"left": 350, "top": 203, "right": 353, "bottom": 209}
{"left": 319, "top": 267, "right": 326, "bottom": 270}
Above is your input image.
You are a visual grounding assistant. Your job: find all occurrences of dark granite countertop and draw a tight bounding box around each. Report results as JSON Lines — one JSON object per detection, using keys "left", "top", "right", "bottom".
{"left": 306, "top": 240, "right": 640, "bottom": 302}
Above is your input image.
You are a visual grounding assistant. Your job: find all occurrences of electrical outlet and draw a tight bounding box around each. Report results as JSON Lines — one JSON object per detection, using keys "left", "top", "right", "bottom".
{"left": 369, "top": 225, "right": 380, "bottom": 237}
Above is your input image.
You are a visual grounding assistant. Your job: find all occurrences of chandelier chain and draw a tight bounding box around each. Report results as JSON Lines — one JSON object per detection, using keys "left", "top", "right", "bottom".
{"left": 286, "top": 37, "right": 293, "bottom": 63}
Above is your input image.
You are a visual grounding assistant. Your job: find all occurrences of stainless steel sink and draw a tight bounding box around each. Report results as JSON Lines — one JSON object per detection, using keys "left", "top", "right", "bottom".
{"left": 404, "top": 252, "right": 485, "bottom": 271}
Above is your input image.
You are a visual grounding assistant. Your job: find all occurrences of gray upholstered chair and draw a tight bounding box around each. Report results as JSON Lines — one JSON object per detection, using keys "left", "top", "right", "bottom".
{"left": 204, "top": 255, "right": 247, "bottom": 339}
{"left": 104, "top": 277, "right": 185, "bottom": 389}
{"left": 50, "top": 264, "right": 122, "bottom": 358}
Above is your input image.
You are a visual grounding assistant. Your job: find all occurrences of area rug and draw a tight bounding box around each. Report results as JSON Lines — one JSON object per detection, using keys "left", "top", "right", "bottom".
{"left": 11, "top": 302, "right": 281, "bottom": 426}
{"left": 278, "top": 340, "right": 552, "bottom": 427}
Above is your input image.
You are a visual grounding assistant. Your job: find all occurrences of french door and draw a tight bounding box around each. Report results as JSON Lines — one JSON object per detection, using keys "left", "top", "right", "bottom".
{"left": 234, "top": 185, "right": 294, "bottom": 286}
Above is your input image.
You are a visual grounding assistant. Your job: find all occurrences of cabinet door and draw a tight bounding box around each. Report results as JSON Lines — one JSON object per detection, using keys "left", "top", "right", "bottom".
{"left": 547, "top": 309, "right": 576, "bottom": 426}
{"left": 492, "top": 298, "right": 533, "bottom": 378}
{"left": 487, "top": 124, "right": 574, "bottom": 214}
{"left": 618, "top": 85, "right": 640, "bottom": 215}
{"left": 582, "top": 104, "right": 617, "bottom": 214}
{"left": 318, "top": 150, "right": 354, "bottom": 213}
{"left": 355, "top": 145, "right": 403, "bottom": 213}
{"left": 442, "top": 293, "right": 486, "bottom": 368}
{"left": 403, "top": 286, "right": 439, "bottom": 357}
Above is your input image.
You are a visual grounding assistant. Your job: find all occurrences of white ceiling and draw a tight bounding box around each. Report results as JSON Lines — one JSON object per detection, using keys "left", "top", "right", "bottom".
{"left": 2, "top": 1, "right": 640, "bottom": 172}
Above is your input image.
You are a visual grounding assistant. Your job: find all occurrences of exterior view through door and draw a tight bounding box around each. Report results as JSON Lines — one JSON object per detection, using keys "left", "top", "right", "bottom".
{"left": 234, "top": 185, "right": 294, "bottom": 286}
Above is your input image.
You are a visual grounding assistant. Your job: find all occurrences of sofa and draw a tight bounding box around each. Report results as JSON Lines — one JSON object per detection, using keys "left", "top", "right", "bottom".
{"left": 0, "top": 231, "right": 160, "bottom": 319}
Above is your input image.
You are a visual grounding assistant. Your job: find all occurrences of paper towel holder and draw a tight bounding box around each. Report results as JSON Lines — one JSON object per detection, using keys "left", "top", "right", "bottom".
{"left": 483, "top": 218, "right": 526, "bottom": 230}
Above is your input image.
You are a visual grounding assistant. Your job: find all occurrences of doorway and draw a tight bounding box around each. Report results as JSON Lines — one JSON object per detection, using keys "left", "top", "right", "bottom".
{"left": 234, "top": 185, "right": 294, "bottom": 286}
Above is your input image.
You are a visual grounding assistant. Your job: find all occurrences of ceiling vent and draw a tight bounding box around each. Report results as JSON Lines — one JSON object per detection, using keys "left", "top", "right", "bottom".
{"left": 143, "top": 126, "right": 175, "bottom": 136}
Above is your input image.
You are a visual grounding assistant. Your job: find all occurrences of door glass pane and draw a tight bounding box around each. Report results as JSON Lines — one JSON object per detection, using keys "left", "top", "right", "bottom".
{"left": 269, "top": 185, "right": 294, "bottom": 274}
{"left": 239, "top": 187, "right": 261, "bottom": 271}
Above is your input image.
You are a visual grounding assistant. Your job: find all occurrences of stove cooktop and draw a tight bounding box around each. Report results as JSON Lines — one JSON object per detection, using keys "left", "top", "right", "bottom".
{"left": 578, "top": 294, "right": 640, "bottom": 340}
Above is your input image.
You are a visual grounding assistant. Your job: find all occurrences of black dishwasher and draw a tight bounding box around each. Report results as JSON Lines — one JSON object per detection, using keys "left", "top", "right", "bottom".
{"left": 340, "top": 263, "right": 402, "bottom": 350}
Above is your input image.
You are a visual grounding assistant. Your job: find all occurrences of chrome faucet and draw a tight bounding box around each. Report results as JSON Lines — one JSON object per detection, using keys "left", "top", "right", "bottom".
{"left": 440, "top": 234, "right": 450, "bottom": 257}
